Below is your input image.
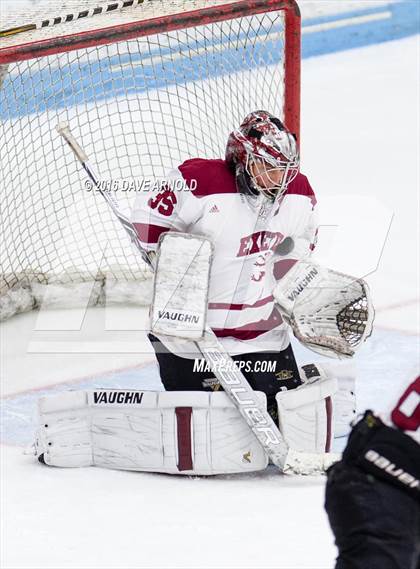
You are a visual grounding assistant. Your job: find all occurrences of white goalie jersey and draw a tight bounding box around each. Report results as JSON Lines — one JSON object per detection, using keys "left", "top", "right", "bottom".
{"left": 131, "top": 158, "right": 318, "bottom": 357}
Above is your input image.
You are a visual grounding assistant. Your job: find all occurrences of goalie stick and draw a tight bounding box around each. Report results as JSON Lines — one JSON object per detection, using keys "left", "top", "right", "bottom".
{"left": 56, "top": 122, "right": 339, "bottom": 474}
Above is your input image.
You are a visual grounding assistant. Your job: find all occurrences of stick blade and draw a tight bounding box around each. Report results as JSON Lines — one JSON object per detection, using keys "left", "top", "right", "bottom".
{"left": 56, "top": 122, "right": 88, "bottom": 163}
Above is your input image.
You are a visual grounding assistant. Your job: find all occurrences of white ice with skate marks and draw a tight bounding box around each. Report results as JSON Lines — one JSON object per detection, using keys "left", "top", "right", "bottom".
{"left": 1, "top": 35, "right": 419, "bottom": 569}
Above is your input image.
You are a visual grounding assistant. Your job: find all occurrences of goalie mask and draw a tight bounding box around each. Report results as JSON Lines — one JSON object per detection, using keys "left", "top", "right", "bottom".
{"left": 226, "top": 110, "right": 300, "bottom": 201}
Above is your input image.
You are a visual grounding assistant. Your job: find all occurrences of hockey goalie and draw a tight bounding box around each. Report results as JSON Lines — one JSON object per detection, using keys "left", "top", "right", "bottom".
{"left": 35, "top": 111, "right": 373, "bottom": 475}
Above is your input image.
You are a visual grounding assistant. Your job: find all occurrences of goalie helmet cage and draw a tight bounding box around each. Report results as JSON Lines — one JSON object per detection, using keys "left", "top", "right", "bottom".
{"left": 0, "top": 0, "right": 301, "bottom": 319}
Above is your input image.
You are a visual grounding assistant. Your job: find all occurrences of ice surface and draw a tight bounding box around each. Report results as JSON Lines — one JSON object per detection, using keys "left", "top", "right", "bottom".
{"left": 1, "top": 34, "right": 419, "bottom": 569}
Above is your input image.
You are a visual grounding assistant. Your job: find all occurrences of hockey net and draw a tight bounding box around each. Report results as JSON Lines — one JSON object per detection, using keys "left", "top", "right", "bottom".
{"left": 0, "top": 0, "right": 300, "bottom": 320}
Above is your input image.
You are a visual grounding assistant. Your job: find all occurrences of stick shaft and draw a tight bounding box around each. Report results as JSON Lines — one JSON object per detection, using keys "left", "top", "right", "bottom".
{"left": 56, "top": 123, "right": 154, "bottom": 269}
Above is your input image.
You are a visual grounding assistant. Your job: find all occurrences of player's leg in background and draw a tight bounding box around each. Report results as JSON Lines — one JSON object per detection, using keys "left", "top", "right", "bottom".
{"left": 325, "top": 461, "right": 420, "bottom": 569}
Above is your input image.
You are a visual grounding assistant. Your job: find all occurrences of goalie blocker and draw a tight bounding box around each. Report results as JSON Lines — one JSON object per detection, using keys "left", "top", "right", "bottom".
{"left": 34, "top": 363, "right": 353, "bottom": 474}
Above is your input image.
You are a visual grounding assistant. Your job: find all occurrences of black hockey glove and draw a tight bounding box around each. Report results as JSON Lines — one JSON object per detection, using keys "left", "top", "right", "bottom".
{"left": 336, "top": 411, "right": 420, "bottom": 501}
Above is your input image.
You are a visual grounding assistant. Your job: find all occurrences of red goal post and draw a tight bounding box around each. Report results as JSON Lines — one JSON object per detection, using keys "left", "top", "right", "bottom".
{"left": 0, "top": 0, "right": 301, "bottom": 319}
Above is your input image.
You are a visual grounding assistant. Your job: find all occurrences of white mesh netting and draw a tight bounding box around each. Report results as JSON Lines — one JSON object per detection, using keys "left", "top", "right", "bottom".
{"left": 0, "top": 2, "right": 291, "bottom": 319}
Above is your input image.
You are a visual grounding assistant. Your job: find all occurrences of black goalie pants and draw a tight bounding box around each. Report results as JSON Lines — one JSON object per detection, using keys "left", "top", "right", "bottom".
{"left": 325, "top": 461, "right": 420, "bottom": 569}
{"left": 148, "top": 334, "right": 302, "bottom": 419}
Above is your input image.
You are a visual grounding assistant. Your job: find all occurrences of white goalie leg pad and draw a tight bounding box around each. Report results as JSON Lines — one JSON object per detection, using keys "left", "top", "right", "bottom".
{"left": 319, "top": 362, "right": 357, "bottom": 437}
{"left": 276, "top": 365, "right": 338, "bottom": 453}
{"left": 35, "top": 390, "right": 268, "bottom": 475}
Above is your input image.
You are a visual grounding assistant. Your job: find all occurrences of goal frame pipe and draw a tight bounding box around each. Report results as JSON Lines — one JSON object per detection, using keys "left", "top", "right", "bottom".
{"left": 0, "top": 0, "right": 301, "bottom": 143}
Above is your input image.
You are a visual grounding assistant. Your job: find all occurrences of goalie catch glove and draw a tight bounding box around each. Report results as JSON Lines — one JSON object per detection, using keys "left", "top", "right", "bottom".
{"left": 272, "top": 260, "right": 374, "bottom": 358}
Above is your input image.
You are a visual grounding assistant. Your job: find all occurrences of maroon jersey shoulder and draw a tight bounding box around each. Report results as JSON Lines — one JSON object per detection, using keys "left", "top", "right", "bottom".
{"left": 285, "top": 172, "right": 316, "bottom": 206}
{"left": 178, "top": 158, "right": 237, "bottom": 197}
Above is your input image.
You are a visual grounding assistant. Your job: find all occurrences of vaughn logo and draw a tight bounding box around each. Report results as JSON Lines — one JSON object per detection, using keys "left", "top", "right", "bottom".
{"left": 287, "top": 267, "right": 319, "bottom": 302}
{"left": 157, "top": 310, "right": 200, "bottom": 324}
{"left": 93, "top": 391, "right": 144, "bottom": 405}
